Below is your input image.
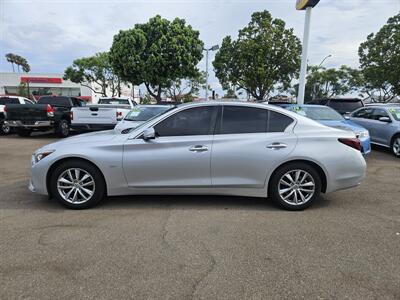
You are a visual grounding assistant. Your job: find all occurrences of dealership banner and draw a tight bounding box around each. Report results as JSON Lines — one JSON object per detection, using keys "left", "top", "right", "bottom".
{"left": 20, "top": 77, "right": 62, "bottom": 84}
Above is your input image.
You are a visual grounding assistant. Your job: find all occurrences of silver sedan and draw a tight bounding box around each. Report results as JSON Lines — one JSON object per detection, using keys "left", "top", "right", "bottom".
{"left": 30, "top": 102, "right": 367, "bottom": 210}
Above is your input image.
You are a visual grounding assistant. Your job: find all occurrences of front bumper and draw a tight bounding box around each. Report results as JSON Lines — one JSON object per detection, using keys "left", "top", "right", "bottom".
{"left": 29, "top": 160, "right": 50, "bottom": 196}
{"left": 360, "top": 136, "right": 371, "bottom": 155}
{"left": 8, "top": 120, "right": 52, "bottom": 128}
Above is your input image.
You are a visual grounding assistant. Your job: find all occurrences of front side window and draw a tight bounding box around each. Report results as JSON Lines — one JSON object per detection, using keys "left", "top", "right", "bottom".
{"left": 352, "top": 108, "right": 373, "bottom": 119}
{"left": 371, "top": 109, "right": 389, "bottom": 120}
{"left": 154, "top": 106, "right": 216, "bottom": 137}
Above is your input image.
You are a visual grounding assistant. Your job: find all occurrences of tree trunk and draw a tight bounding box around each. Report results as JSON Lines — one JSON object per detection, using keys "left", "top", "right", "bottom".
{"left": 11, "top": 62, "right": 15, "bottom": 72}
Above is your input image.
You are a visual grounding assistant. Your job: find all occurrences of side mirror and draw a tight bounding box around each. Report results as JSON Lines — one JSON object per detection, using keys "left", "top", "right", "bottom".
{"left": 344, "top": 115, "right": 350, "bottom": 120}
{"left": 143, "top": 127, "right": 156, "bottom": 140}
{"left": 379, "top": 116, "right": 391, "bottom": 123}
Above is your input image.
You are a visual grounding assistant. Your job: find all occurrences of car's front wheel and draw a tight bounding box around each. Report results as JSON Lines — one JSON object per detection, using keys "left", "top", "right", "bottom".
{"left": 1, "top": 122, "right": 12, "bottom": 135}
{"left": 391, "top": 135, "right": 400, "bottom": 158}
{"left": 50, "top": 160, "right": 105, "bottom": 209}
{"left": 269, "top": 162, "right": 322, "bottom": 210}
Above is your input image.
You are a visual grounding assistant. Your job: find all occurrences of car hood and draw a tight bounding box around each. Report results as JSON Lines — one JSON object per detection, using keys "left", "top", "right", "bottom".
{"left": 319, "top": 120, "right": 366, "bottom": 133}
{"left": 40, "top": 130, "right": 118, "bottom": 151}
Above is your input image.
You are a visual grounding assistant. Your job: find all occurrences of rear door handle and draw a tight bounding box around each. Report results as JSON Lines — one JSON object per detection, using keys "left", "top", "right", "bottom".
{"left": 189, "top": 145, "right": 208, "bottom": 152}
{"left": 267, "top": 142, "right": 287, "bottom": 150}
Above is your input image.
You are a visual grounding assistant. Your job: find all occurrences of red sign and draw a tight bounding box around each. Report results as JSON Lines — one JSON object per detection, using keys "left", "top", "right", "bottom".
{"left": 20, "top": 77, "right": 62, "bottom": 84}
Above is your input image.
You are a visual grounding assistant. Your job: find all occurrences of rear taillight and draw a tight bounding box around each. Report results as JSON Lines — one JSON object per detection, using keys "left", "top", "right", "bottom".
{"left": 338, "top": 138, "right": 362, "bottom": 151}
{"left": 3, "top": 105, "right": 7, "bottom": 112}
{"left": 46, "top": 104, "right": 54, "bottom": 117}
{"left": 116, "top": 111, "right": 123, "bottom": 118}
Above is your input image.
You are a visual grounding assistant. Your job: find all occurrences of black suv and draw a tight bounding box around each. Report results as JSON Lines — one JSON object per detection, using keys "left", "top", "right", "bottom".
{"left": 306, "top": 98, "right": 365, "bottom": 115}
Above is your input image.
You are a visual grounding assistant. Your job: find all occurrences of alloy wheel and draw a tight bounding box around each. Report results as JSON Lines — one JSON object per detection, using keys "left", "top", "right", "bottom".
{"left": 57, "top": 168, "right": 95, "bottom": 204}
{"left": 278, "top": 169, "right": 315, "bottom": 205}
{"left": 393, "top": 137, "right": 400, "bottom": 156}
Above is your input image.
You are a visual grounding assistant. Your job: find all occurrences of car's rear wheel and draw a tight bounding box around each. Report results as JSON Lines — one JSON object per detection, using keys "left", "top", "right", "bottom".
{"left": 269, "top": 162, "right": 322, "bottom": 210}
{"left": 17, "top": 128, "right": 32, "bottom": 137}
{"left": 56, "top": 119, "right": 70, "bottom": 138}
{"left": 50, "top": 160, "right": 105, "bottom": 209}
{"left": 391, "top": 135, "right": 400, "bottom": 158}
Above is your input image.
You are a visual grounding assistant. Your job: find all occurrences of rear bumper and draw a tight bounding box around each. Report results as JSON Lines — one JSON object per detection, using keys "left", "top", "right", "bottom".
{"left": 71, "top": 123, "right": 116, "bottom": 131}
{"left": 7, "top": 120, "right": 52, "bottom": 128}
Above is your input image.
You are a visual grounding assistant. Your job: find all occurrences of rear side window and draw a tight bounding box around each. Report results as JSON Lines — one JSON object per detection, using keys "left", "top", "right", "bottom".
{"left": 268, "top": 110, "right": 294, "bottom": 132}
{"left": 328, "top": 100, "right": 363, "bottom": 112}
{"left": 217, "top": 106, "right": 293, "bottom": 134}
{"left": 154, "top": 107, "right": 217, "bottom": 137}
{"left": 0, "top": 97, "right": 19, "bottom": 104}
{"left": 219, "top": 106, "right": 268, "bottom": 134}
{"left": 38, "top": 97, "right": 71, "bottom": 107}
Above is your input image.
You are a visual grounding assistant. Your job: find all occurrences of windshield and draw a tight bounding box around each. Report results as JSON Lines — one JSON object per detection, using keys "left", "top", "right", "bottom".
{"left": 388, "top": 107, "right": 400, "bottom": 121}
{"left": 289, "top": 106, "right": 344, "bottom": 121}
{"left": 119, "top": 106, "right": 176, "bottom": 134}
{"left": 99, "top": 98, "right": 129, "bottom": 105}
{"left": 125, "top": 106, "right": 171, "bottom": 121}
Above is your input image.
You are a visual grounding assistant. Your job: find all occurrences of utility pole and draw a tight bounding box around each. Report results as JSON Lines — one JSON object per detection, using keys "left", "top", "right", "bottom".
{"left": 296, "top": 0, "right": 320, "bottom": 104}
{"left": 203, "top": 45, "right": 219, "bottom": 100}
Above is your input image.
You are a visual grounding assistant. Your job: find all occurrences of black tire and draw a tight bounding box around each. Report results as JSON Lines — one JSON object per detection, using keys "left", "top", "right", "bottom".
{"left": 56, "top": 119, "right": 70, "bottom": 138}
{"left": 268, "top": 162, "right": 322, "bottom": 211}
{"left": 390, "top": 134, "right": 400, "bottom": 158}
{"left": 1, "top": 122, "right": 12, "bottom": 135}
{"left": 17, "top": 128, "right": 32, "bottom": 137}
{"left": 50, "top": 159, "right": 106, "bottom": 209}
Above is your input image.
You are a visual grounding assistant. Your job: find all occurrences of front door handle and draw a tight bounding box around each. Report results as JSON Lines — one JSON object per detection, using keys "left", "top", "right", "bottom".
{"left": 189, "top": 145, "right": 208, "bottom": 152}
{"left": 267, "top": 142, "right": 287, "bottom": 150}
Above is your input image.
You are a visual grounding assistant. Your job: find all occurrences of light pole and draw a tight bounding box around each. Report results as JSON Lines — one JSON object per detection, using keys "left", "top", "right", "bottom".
{"left": 203, "top": 45, "right": 219, "bottom": 100}
{"left": 296, "top": 0, "right": 320, "bottom": 104}
{"left": 312, "top": 54, "right": 332, "bottom": 99}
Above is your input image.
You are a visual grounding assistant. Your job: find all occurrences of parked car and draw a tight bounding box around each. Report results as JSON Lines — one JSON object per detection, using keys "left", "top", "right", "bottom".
{"left": 0, "top": 96, "right": 34, "bottom": 134}
{"left": 349, "top": 105, "right": 400, "bottom": 157}
{"left": 29, "top": 102, "right": 366, "bottom": 210}
{"left": 70, "top": 97, "right": 137, "bottom": 132}
{"left": 307, "top": 98, "right": 364, "bottom": 116}
{"left": 114, "top": 105, "right": 174, "bottom": 133}
{"left": 5, "top": 96, "right": 85, "bottom": 137}
{"left": 278, "top": 104, "right": 371, "bottom": 154}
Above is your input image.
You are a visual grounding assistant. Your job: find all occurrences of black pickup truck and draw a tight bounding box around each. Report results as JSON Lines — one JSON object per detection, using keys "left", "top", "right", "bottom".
{"left": 5, "top": 96, "right": 85, "bottom": 137}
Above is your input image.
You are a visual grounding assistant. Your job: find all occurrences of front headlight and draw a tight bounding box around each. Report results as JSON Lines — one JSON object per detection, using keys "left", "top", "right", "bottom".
{"left": 357, "top": 130, "right": 369, "bottom": 138}
{"left": 32, "top": 150, "right": 55, "bottom": 165}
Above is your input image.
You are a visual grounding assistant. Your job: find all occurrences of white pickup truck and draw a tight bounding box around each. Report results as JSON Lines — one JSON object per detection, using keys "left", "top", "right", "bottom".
{"left": 0, "top": 96, "right": 34, "bottom": 134}
{"left": 70, "top": 97, "right": 137, "bottom": 132}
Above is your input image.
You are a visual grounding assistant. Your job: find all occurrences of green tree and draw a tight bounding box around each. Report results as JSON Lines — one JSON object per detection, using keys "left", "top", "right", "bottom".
{"left": 213, "top": 10, "right": 302, "bottom": 100}
{"left": 64, "top": 52, "right": 121, "bottom": 97}
{"left": 164, "top": 71, "right": 208, "bottom": 102}
{"left": 110, "top": 15, "right": 204, "bottom": 104}
{"left": 222, "top": 89, "right": 238, "bottom": 99}
{"left": 358, "top": 13, "right": 400, "bottom": 101}
{"left": 5, "top": 53, "right": 16, "bottom": 72}
{"left": 17, "top": 82, "right": 28, "bottom": 97}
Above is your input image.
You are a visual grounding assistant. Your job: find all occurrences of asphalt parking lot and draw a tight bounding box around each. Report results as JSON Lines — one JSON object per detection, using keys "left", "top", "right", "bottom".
{"left": 1, "top": 133, "right": 399, "bottom": 299}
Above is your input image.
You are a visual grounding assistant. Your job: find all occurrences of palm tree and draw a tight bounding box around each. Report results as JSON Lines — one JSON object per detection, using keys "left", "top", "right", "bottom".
{"left": 5, "top": 53, "right": 16, "bottom": 72}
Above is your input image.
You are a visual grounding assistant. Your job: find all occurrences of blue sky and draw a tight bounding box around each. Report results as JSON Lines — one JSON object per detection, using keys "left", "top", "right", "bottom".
{"left": 1, "top": 0, "right": 399, "bottom": 98}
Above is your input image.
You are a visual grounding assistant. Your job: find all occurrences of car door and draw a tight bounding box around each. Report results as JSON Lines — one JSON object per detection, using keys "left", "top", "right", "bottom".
{"left": 350, "top": 108, "right": 376, "bottom": 139}
{"left": 370, "top": 108, "right": 394, "bottom": 145}
{"left": 211, "top": 105, "right": 296, "bottom": 188}
{"left": 123, "top": 106, "right": 218, "bottom": 188}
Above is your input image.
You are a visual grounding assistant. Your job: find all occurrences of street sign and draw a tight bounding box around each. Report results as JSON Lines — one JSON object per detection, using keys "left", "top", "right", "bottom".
{"left": 296, "top": 0, "right": 320, "bottom": 10}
